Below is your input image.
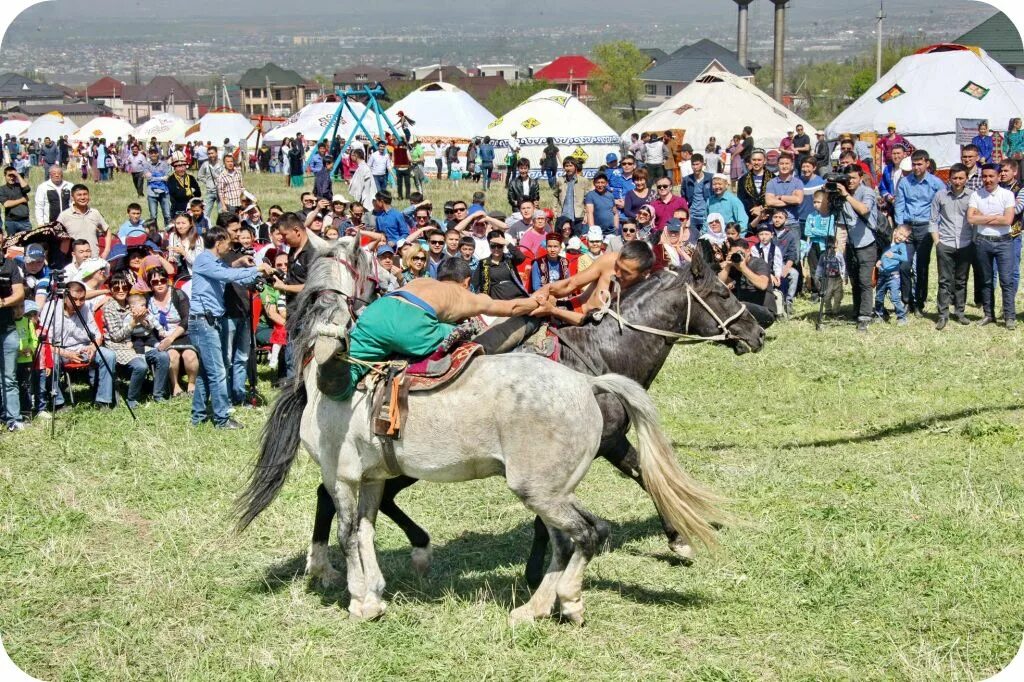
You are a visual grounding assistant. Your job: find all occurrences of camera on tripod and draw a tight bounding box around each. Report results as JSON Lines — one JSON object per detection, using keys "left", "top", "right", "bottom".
{"left": 50, "top": 267, "right": 68, "bottom": 296}
{"left": 823, "top": 172, "right": 851, "bottom": 213}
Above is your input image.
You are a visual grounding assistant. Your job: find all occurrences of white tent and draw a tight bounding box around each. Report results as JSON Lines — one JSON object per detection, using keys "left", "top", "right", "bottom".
{"left": 69, "top": 116, "right": 135, "bottom": 143}
{"left": 0, "top": 118, "right": 30, "bottom": 139}
{"left": 134, "top": 113, "right": 190, "bottom": 144}
{"left": 184, "top": 111, "right": 257, "bottom": 146}
{"left": 25, "top": 113, "right": 78, "bottom": 141}
{"left": 623, "top": 73, "right": 816, "bottom": 150}
{"left": 263, "top": 100, "right": 368, "bottom": 144}
{"left": 385, "top": 82, "right": 494, "bottom": 142}
{"left": 480, "top": 89, "right": 620, "bottom": 175}
{"left": 826, "top": 45, "right": 1024, "bottom": 167}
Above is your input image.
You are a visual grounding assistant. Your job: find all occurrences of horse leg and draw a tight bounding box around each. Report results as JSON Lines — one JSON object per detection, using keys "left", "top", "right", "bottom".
{"left": 603, "top": 435, "right": 695, "bottom": 564}
{"left": 379, "top": 476, "right": 433, "bottom": 575}
{"left": 331, "top": 480, "right": 367, "bottom": 619}
{"left": 353, "top": 479, "right": 388, "bottom": 620}
{"left": 307, "top": 483, "right": 344, "bottom": 587}
{"left": 555, "top": 500, "right": 603, "bottom": 625}
{"left": 510, "top": 525, "right": 571, "bottom": 625}
{"left": 525, "top": 516, "right": 549, "bottom": 590}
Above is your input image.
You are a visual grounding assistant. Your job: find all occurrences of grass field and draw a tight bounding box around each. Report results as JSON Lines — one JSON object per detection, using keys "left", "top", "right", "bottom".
{"left": 2, "top": 169, "right": 1023, "bottom": 680}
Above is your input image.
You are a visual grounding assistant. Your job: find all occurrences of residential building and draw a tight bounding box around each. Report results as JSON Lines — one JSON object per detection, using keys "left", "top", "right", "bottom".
{"left": 638, "top": 39, "right": 753, "bottom": 110}
{"left": 474, "top": 64, "right": 520, "bottom": 82}
{"left": 532, "top": 55, "right": 599, "bottom": 100}
{"left": 122, "top": 76, "right": 199, "bottom": 123}
{"left": 0, "top": 72, "right": 65, "bottom": 112}
{"left": 333, "top": 64, "right": 409, "bottom": 91}
{"left": 954, "top": 11, "right": 1024, "bottom": 77}
{"left": 7, "top": 102, "right": 111, "bottom": 118}
{"left": 79, "top": 76, "right": 127, "bottom": 113}
{"left": 239, "top": 63, "right": 317, "bottom": 117}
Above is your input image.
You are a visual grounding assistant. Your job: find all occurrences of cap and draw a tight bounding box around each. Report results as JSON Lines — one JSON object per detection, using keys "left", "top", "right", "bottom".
{"left": 887, "top": 122, "right": 897, "bottom": 130}
{"left": 713, "top": 173, "right": 731, "bottom": 182}
{"left": 605, "top": 152, "right": 618, "bottom": 163}
{"left": 376, "top": 244, "right": 395, "bottom": 256}
{"left": 25, "top": 243, "right": 45, "bottom": 263}
{"left": 443, "top": 200, "right": 456, "bottom": 212}
{"left": 169, "top": 151, "right": 187, "bottom": 165}
{"left": 566, "top": 236, "right": 583, "bottom": 251}
{"left": 757, "top": 222, "right": 776, "bottom": 233}
{"left": 77, "top": 257, "right": 108, "bottom": 280}
{"left": 331, "top": 194, "right": 348, "bottom": 204}
{"left": 586, "top": 225, "right": 605, "bottom": 242}
{"left": 23, "top": 300, "right": 38, "bottom": 315}
{"left": 681, "top": 143, "right": 693, "bottom": 153}
{"left": 666, "top": 218, "right": 682, "bottom": 232}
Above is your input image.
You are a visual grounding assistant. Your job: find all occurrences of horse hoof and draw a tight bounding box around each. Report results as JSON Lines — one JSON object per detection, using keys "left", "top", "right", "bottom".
{"left": 559, "top": 603, "right": 585, "bottom": 626}
{"left": 508, "top": 605, "right": 537, "bottom": 626}
{"left": 350, "top": 599, "right": 387, "bottom": 621}
{"left": 319, "top": 563, "right": 344, "bottom": 588}
{"left": 411, "top": 545, "right": 432, "bottom": 576}
{"left": 669, "top": 539, "right": 696, "bottom": 565}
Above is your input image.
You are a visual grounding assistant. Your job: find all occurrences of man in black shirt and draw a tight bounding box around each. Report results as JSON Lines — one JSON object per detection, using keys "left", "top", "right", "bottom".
{"left": 0, "top": 251, "right": 26, "bottom": 430}
{"left": 0, "top": 166, "right": 31, "bottom": 236}
{"left": 718, "top": 237, "right": 776, "bottom": 327}
{"left": 269, "top": 212, "right": 314, "bottom": 378}
{"left": 217, "top": 212, "right": 256, "bottom": 406}
{"left": 791, "top": 124, "right": 811, "bottom": 169}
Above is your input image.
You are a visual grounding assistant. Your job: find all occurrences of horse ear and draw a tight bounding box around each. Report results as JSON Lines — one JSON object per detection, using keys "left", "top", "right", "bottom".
{"left": 306, "top": 229, "right": 332, "bottom": 256}
{"left": 689, "top": 244, "right": 708, "bottom": 281}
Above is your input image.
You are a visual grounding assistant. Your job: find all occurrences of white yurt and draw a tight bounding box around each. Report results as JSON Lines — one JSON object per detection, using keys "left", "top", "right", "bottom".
{"left": 385, "top": 82, "right": 494, "bottom": 142}
{"left": 134, "top": 113, "right": 190, "bottom": 144}
{"left": 480, "top": 89, "right": 620, "bottom": 176}
{"left": 184, "top": 110, "right": 257, "bottom": 146}
{"left": 25, "top": 113, "right": 78, "bottom": 141}
{"left": 0, "top": 118, "right": 30, "bottom": 139}
{"left": 69, "top": 116, "right": 135, "bottom": 143}
{"left": 263, "top": 100, "right": 368, "bottom": 144}
{"left": 826, "top": 44, "right": 1024, "bottom": 167}
{"left": 623, "top": 73, "right": 816, "bottom": 150}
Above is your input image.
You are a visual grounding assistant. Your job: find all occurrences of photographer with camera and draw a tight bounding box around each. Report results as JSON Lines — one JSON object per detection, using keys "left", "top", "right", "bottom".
{"left": 717, "top": 237, "right": 776, "bottom": 328}
{"left": 1, "top": 166, "right": 31, "bottom": 236}
{"left": 833, "top": 164, "right": 879, "bottom": 332}
{"left": 189, "top": 225, "right": 276, "bottom": 429}
{"left": 270, "top": 213, "right": 312, "bottom": 379}
{"left": 215, "top": 212, "right": 259, "bottom": 406}
{"left": 0, "top": 250, "right": 26, "bottom": 429}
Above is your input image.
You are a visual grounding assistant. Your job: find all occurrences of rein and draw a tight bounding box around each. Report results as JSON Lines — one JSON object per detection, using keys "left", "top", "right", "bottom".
{"left": 592, "top": 277, "right": 747, "bottom": 345}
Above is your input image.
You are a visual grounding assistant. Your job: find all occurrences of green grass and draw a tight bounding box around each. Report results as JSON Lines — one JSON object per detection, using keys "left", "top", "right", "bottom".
{"left": 2, "top": 170, "right": 1023, "bottom": 680}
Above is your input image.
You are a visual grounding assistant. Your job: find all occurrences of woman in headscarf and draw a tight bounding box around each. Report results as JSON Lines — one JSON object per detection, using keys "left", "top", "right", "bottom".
{"left": 698, "top": 212, "right": 729, "bottom": 272}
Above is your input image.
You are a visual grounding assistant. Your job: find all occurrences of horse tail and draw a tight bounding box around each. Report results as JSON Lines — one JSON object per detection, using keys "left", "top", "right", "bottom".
{"left": 589, "top": 373, "right": 724, "bottom": 550}
{"left": 235, "top": 378, "right": 308, "bottom": 531}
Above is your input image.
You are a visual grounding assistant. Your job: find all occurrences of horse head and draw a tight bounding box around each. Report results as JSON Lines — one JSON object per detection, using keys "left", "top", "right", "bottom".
{"left": 683, "top": 248, "right": 765, "bottom": 355}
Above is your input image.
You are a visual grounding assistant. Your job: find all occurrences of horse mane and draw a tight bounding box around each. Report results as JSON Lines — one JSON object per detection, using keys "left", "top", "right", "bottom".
{"left": 285, "top": 236, "right": 369, "bottom": 375}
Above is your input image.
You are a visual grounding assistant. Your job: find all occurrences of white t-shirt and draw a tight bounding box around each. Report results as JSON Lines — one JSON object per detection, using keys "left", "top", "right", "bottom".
{"left": 969, "top": 186, "right": 1015, "bottom": 237}
{"left": 645, "top": 140, "right": 665, "bottom": 165}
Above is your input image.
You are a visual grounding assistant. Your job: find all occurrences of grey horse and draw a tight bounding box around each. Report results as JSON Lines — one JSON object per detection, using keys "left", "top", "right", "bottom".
{"left": 237, "top": 236, "right": 726, "bottom": 624}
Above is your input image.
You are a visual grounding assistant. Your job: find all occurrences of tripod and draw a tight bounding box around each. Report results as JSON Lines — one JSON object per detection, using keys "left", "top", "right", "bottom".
{"left": 815, "top": 194, "right": 852, "bottom": 331}
{"left": 34, "top": 281, "right": 136, "bottom": 437}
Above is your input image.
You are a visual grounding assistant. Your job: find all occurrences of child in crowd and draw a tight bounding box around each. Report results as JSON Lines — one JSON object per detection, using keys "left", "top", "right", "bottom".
{"left": 16, "top": 301, "right": 40, "bottom": 418}
{"left": 752, "top": 222, "right": 784, "bottom": 286}
{"left": 127, "top": 293, "right": 167, "bottom": 354}
{"left": 118, "top": 203, "right": 147, "bottom": 241}
{"left": 804, "top": 190, "right": 835, "bottom": 302}
{"left": 189, "top": 198, "right": 210, "bottom": 235}
{"left": 874, "top": 224, "right": 910, "bottom": 325}
{"left": 449, "top": 158, "right": 463, "bottom": 186}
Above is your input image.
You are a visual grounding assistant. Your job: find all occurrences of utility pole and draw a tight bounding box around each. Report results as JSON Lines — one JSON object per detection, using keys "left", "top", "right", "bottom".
{"left": 876, "top": 0, "right": 886, "bottom": 81}
{"left": 771, "top": 0, "right": 788, "bottom": 103}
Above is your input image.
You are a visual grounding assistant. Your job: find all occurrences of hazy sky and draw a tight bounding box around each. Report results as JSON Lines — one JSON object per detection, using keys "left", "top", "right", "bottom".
{"left": 7, "top": 0, "right": 983, "bottom": 23}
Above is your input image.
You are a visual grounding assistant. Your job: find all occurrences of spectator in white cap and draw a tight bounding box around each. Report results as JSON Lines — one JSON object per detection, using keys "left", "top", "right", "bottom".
{"left": 325, "top": 194, "right": 351, "bottom": 230}
{"left": 78, "top": 257, "right": 110, "bottom": 304}
{"left": 578, "top": 226, "right": 606, "bottom": 271}
{"left": 706, "top": 173, "right": 748, "bottom": 233}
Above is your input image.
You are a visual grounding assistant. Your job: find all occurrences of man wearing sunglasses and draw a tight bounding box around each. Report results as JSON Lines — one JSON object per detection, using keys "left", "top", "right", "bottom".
{"left": 651, "top": 176, "right": 688, "bottom": 231}
{"left": 471, "top": 231, "right": 528, "bottom": 299}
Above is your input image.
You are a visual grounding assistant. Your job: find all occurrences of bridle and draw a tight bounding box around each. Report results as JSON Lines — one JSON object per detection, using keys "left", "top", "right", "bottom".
{"left": 592, "top": 277, "right": 748, "bottom": 345}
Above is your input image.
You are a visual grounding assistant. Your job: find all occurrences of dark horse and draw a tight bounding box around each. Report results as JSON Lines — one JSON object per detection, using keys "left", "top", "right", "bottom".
{"left": 304, "top": 253, "right": 765, "bottom": 588}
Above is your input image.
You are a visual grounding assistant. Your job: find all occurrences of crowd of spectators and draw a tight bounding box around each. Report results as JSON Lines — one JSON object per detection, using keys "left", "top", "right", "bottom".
{"left": 1, "top": 117, "right": 1022, "bottom": 431}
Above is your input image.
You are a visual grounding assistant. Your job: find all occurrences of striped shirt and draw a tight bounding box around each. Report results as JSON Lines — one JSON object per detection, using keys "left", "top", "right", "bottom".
{"left": 216, "top": 169, "right": 244, "bottom": 208}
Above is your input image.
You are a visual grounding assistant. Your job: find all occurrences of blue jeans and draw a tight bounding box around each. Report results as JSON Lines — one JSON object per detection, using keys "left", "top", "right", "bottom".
{"left": 481, "top": 164, "right": 493, "bottom": 190}
{"left": 190, "top": 316, "right": 231, "bottom": 426}
{"left": 373, "top": 174, "right": 388, "bottom": 193}
{"left": 204, "top": 191, "right": 219, "bottom": 220}
{"left": 993, "top": 235, "right": 1022, "bottom": 301}
{"left": 220, "top": 316, "right": 250, "bottom": 405}
{"left": 875, "top": 271, "right": 906, "bottom": 320}
{"left": 1, "top": 326, "right": 20, "bottom": 426}
{"left": 781, "top": 268, "right": 800, "bottom": 304}
{"left": 976, "top": 236, "right": 1016, "bottom": 321}
{"left": 40, "top": 346, "right": 118, "bottom": 407}
{"left": 148, "top": 193, "right": 171, "bottom": 228}
{"left": 4, "top": 219, "right": 31, "bottom": 236}
{"left": 126, "top": 349, "right": 170, "bottom": 406}
{"left": 543, "top": 168, "right": 556, "bottom": 189}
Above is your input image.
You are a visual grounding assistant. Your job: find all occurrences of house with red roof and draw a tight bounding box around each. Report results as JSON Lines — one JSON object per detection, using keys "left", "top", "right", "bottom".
{"left": 532, "top": 55, "right": 599, "bottom": 100}
{"left": 79, "top": 76, "right": 127, "bottom": 114}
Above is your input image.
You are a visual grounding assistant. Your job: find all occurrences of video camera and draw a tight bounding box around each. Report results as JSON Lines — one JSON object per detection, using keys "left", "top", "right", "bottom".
{"left": 823, "top": 172, "right": 851, "bottom": 213}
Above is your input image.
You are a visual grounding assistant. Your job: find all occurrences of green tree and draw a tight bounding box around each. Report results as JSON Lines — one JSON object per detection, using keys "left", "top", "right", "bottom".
{"left": 590, "top": 41, "right": 649, "bottom": 121}
{"left": 848, "top": 68, "right": 876, "bottom": 100}
{"left": 484, "top": 80, "right": 552, "bottom": 117}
